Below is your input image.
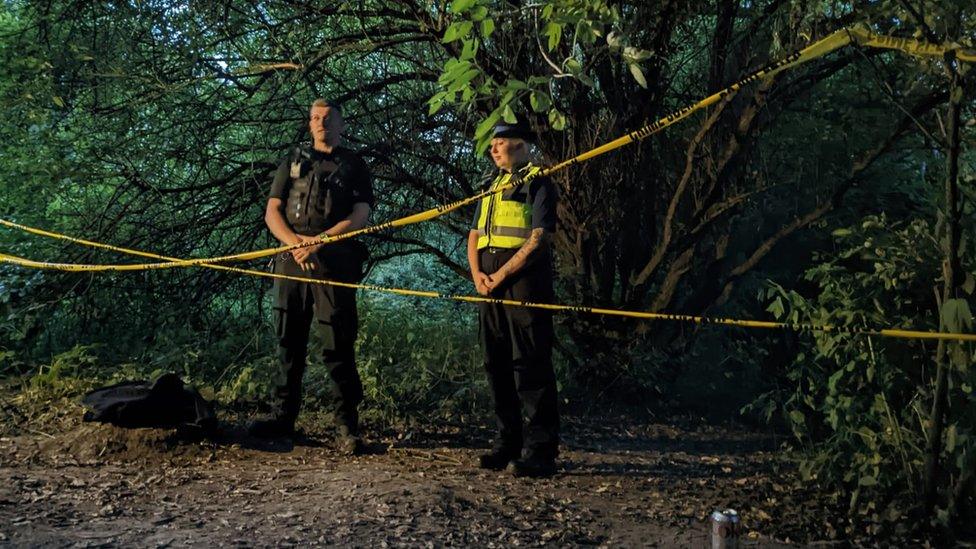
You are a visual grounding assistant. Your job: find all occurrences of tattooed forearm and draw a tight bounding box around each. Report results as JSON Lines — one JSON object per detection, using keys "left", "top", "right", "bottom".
{"left": 497, "top": 228, "right": 550, "bottom": 278}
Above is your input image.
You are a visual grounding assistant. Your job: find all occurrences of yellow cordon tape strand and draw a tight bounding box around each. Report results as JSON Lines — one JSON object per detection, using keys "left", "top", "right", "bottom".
{"left": 1, "top": 221, "right": 975, "bottom": 342}
{"left": 3, "top": 26, "right": 970, "bottom": 273}
{"left": 2, "top": 27, "right": 975, "bottom": 342}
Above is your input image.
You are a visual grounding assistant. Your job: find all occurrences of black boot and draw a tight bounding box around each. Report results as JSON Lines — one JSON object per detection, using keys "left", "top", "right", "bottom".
{"left": 478, "top": 447, "right": 521, "bottom": 470}
{"left": 333, "top": 408, "right": 365, "bottom": 455}
{"left": 247, "top": 416, "right": 295, "bottom": 438}
{"left": 507, "top": 455, "right": 556, "bottom": 478}
{"left": 336, "top": 432, "right": 365, "bottom": 456}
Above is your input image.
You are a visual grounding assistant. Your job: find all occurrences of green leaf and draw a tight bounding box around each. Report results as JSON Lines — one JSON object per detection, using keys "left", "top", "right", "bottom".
{"left": 831, "top": 228, "right": 852, "bottom": 237}
{"left": 501, "top": 104, "right": 517, "bottom": 124}
{"left": 504, "top": 79, "right": 528, "bottom": 90}
{"left": 827, "top": 368, "right": 844, "bottom": 393}
{"left": 441, "top": 57, "right": 460, "bottom": 73}
{"left": 859, "top": 475, "right": 878, "bottom": 487}
{"left": 564, "top": 58, "right": 582, "bottom": 74}
{"left": 789, "top": 409, "right": 806, "bottom": 427}
{"left": 941, "top": 298, "right": 973, "bottom": 333}
{"left": 470, "top": 6, "right": 488, "bottom": 21}
{"left": 766, "top": 296, "right": 784, "bottom": 318}
{"left": 950, "top": 343, "right": 968, "bottom": 370}
{"left": 548, "top": 108, "right": 566, "bottom": 131}
{"left": 500, "top": 89, "right": 515, "bottom": 107}
{"left": 446, "top": 69, "right": 480, "bottom": 92}
{"left": 529, "top": 91, "right": 551, "bottom": 113}
{"left": 428, "top": 91, "right": 447, "bottom": 115}
{"left": 480, "top": 18, "right": 495, "bottom": 39}
{"left": 475, "top": 109, "right": 501, "bottom": 139}
{"left": 545, "top": 22, "right": 562, "bottom": 51}
{"left": 474, "top": 109, "right": 502, "bottom": 153}
{"left": 629, "top": 63, "right": 647, "bottom": 88}
{"left": 460, "top": 38, "right": 478, "bottom": 60}
{"left": 442, "top": 21, "right": 473, "bottom": 43}
{"left": 52, "top": 95, "right": 64, "bottom": 107}
{"left": 439, "top": 59, "right": 471, "bottom": 84}
{"left": 946, "top": 424, "right": 958, "bottom": 453}
{"left": 450, "top": 0, "right": 477, "bottom": 14}
{"left": 963, "top": 273, "right": 975, "bottom": 295}
{"left": 198, "top": 385, "right": 216, "bottom": 401}
{"left": 622, "top": 46, "right": 653, "bottom": 63}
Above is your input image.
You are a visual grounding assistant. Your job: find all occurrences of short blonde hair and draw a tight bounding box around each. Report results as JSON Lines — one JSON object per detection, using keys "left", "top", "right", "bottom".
{"left": 310, "top": 98, "right": 341, "bottom": 113}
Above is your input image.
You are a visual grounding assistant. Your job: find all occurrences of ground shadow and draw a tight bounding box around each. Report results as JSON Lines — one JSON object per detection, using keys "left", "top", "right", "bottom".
{"left": 208, "top": 421, "right": 391, "bottom": 456}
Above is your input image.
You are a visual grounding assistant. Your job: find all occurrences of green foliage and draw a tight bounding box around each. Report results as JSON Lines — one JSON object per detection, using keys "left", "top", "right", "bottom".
{"left": 353, "top": 295, "right": 486, "bottom": 421}
{"left": 4, "top": 345, "right": 111, "bottom": 436}
{"left": 756, "top": 215, "right": 976, "bottom": 536}
{"left": 4, "top": 298, "right": 489, "bottom": 427}
{"left": 215, "top": 365, "right": 270, "bottom": 405}
{"left": 30, "top": 344, "right": 101, "bottom": 391}
{"left": 434, "top": 0, "right": 653, "bottom": 152}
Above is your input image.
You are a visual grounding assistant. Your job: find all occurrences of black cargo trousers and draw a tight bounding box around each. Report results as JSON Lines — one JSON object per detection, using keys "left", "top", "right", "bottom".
{"left": 478, "top": 247, "right": 559, "bottom": 460}
{"left": 271, "top": 241, "right": 363, "bottom": 430}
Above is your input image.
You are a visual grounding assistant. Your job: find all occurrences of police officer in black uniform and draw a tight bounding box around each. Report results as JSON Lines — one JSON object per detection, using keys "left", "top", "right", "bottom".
{"left": 249, "top": 98, "right": 374, "bottom": 455}
{"left": 467, "top": 118, "right": 559, "bottom": 477}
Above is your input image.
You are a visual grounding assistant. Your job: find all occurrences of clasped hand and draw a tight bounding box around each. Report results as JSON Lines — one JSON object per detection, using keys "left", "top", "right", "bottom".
{"left": 291, "top": 234, "right": 323, "bottom": 272}
{"left": 472, "top": 270, "right": 506, "bottom": 296}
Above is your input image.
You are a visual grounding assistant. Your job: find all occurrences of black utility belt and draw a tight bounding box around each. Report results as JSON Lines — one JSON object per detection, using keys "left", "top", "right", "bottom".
{"left": 480, "top": 246, "right": 518, "bottom": 254}
{"left": 293, "top": 232, "right": 360, "bottom": 242}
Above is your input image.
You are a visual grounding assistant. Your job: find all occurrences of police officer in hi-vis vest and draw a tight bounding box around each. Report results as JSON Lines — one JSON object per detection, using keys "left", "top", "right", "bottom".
{"left": 249, "top": 98, "right": 374, "bottom": 455}
{"left": 467, "top": 117, "right": 559, "bottom": 477}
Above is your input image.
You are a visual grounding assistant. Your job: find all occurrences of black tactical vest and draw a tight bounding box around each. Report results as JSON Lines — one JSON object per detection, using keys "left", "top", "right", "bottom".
{"left": 284, "top": 146, "right": 358, "bottom": 236}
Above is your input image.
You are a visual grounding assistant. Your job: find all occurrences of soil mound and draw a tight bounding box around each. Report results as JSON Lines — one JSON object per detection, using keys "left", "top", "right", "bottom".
{"left": 28, "top": 423, "right": 216, "bottom": 465}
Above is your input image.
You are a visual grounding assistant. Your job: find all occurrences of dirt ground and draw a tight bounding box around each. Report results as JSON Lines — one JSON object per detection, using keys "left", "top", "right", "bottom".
{"left": 0, "top": 411, "right": 852, "bottom": 548}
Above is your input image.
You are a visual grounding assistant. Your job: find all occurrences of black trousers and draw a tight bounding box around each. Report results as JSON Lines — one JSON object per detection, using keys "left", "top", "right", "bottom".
{"left": 271, "top": 244, "right": 362, "bottom": 429}
{"left": 478, "top": 248, "right": 559, "bottom": 460}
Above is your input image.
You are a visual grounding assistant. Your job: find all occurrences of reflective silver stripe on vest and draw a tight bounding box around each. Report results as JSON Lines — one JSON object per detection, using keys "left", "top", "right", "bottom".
{"left": 491, "top": 226, "right": 532, "bottom": 238}
{"left": 476, "top": 228, "right": 487, "bottom": 236}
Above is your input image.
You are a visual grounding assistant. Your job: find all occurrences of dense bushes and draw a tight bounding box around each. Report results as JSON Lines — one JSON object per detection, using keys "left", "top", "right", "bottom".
{"left": 1, "top": 286, "right": 491, "bottom": 426}
{"left": 759, "top": 215, "right": 975, "bottom": 537}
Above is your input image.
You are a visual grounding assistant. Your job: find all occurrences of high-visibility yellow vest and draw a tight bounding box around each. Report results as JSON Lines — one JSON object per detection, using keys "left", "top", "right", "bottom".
{"left": 475, "top": 163, "right": 542, "bottom": 250}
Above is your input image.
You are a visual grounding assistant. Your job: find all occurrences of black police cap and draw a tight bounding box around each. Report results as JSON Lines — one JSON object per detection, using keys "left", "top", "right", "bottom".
{"left": 492, "top": 116, "right": 536, "bottom": 142}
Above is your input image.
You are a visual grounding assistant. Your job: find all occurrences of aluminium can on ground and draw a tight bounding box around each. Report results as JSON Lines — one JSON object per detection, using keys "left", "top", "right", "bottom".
{"left": 710, "top": 509, "right": 740, "bottom": 549}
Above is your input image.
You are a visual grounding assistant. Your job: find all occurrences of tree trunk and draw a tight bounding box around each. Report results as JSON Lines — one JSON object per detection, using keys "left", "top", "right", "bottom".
{"left": 923, "top": 59, "right": 963, "bottom": 516}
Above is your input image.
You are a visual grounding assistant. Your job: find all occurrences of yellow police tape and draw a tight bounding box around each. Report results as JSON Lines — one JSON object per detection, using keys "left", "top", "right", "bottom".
{"left": 3, "top": 26, "right": 969, "bottom": 273}
{"left": 1, "top": 220, "right": 975, "bottom": 342}
{"left": 851, "top": 27, "right": 976, "bottom": 62}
